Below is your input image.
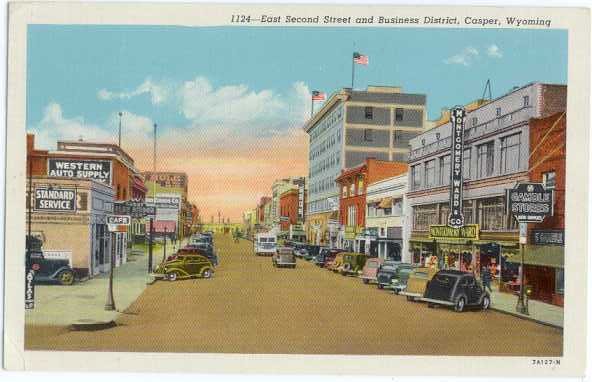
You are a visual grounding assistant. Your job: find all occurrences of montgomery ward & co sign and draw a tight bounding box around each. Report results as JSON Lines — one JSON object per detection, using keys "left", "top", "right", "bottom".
{"left": 48, "top": 158, "right": 112, "bottom": 185}
{"left": 33, "top": 185, "right": 77, "bottom": 212}
{"left": 507, "top": 182, "right": 554, "bottom": 223}
{"left": 429, "top": 224, "right": 479, "bottom": 240}
{"left": 447, "top": 106, "right": 467, "bottom": 229}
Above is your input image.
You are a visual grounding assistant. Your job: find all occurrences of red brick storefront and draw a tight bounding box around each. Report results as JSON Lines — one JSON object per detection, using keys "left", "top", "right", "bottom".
{"left": 526, "top": 111, "right": 566, "bottom": 306}
{"left": 279, "top": 189, "right": 299, "bottom": 231}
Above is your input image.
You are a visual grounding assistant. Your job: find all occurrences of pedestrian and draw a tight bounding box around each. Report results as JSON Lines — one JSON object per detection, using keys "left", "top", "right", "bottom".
{"left": 481, "top": 266, "right": 492, "bottom": 292}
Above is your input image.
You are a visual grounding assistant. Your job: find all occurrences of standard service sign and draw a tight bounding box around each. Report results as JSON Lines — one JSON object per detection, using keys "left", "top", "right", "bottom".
{"left": 507, "top": 182, "right": 554, "bottom": 223}
{"left": 34, "top": 185, "right": 77, "bottom": 212}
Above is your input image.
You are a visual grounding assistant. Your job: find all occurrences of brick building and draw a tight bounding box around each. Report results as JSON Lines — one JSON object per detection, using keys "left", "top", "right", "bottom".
{"left": 521, "top": 111, "right": 566, "bottom": 306}
{"left": 336, "top": 158, "right": 407, "bottom": 252}
{"left": 279, "top": 189, "right": 299, "bottom": 232}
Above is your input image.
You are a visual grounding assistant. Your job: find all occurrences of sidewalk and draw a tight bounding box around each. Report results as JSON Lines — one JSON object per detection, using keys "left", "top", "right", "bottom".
{"left": 490, "top": 290, "right": 563, "bottom": 329}
{"left": 25, "top": 238, "right": 185, "bottom": 327}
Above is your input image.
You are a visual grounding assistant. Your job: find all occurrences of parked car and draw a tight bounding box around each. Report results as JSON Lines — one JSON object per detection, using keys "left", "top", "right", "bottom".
{"left": 336, "top": 252, "right": 367, "bottom": 276}
{"left": 360, "top": 257, "right": 384, "bottom": 284}
{"left": 313, "top": 248, "right": 343, "bottom": 267}
{"left": 326, "top": 252, "right": 345, "bottom": 272}
{"left": 29, "top": 251, "right": 75, "bottom": 285}
{"left": 422, "top": 270, "right": 491, "bottom": 312}
{"left": 303, "top": 245, "right": 321, "bottom": 261}
{"left": 152, "top": 254, "right": 214, "bottom": 281}
{"left": 179, "top": 245, "right": 218, "bottom": 267}
{"left": 400, "top": 267, "right": 438, "bottom": 301}
{"left": 272, "top": 247, "right": 296, "bottom": 268}
{"left": 376, "top": 261, "right": 412, "bottom": 289}
{"left": 390, "top": 266, "right": 416, "bottom": 294}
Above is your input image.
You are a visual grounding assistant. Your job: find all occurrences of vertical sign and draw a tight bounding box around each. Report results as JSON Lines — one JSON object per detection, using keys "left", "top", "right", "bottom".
{"left": 447, "top": 106, "right": 467, "bottom": 229}
{"left": 25, "top": 268, "right": 35, "bottom": 309}
{"left": 298, "top": 181, "right": 305, "bottom": 222}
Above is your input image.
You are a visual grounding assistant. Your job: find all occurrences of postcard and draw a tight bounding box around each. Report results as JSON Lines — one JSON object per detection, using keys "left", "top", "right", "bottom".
{"left": 3, "top": 1, "right": 590, "bottom": 377}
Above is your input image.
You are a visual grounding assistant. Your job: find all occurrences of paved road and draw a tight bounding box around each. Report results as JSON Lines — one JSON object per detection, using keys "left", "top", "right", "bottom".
{"left": 26, "top": 233, "right": 562, "bottom": 356}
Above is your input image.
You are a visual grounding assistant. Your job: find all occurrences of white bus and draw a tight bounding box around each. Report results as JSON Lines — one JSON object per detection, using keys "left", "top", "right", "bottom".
{"left": 254, "top": 232, "right": 277, "bottom": 256}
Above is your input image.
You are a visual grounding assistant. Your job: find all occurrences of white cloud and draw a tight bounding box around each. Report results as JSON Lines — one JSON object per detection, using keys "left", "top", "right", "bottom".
{"left": 178, "top": 77, "right": 310, "bottom": 136}
{"left": 98, "top": 78, "right": 170, "bottom": 105}
{"left": 486, "top": 44, "right": 503, "bottom": 58}
{"left": 28, "top": 103, "right": 114, "bottom": 150}
{"left": 444, "top": 46, "right": 479, "bottom": 66}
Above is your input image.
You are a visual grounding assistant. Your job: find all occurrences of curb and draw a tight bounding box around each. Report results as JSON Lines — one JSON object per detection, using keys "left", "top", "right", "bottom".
{"left": 490, "top": 307, "right": 563, "bottom": 330}
{"left": 70, "top": 319, "right": 117, "bottom": 331}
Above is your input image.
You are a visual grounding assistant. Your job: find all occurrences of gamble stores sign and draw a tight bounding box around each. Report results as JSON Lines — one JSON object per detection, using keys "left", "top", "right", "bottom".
{"left": 33, "top": 185, "right": 77, "bottom": 212}
{"left": 447, "top": 106, "right": 467, "bottom": 229}
{"left": 48, "top": 158, "right": 112, "bottom": 185}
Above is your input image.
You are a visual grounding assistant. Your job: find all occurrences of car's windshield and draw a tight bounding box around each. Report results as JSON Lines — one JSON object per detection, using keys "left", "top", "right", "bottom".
{"left": 434, "top": 274, "right": 457, "bottom": 286}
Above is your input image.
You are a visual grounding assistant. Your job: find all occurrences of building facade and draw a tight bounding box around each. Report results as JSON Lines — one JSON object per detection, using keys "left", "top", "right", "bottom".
{"left": 365, "top": 173, "right": 411, "bottom": 262}
{"left": 304, "top": 86, "right": 426, "bottom": 247}
{"left": 279, "top": 189, "right": 299, "bottom": 232}
{"left": 271, "top": 177, "right": 305, "bottom": 228}
{"left": 143, "top": 171, "right": 190, "bottom": 239}
{"left": 406, "top": 83, "right": 566, "bottom": 288}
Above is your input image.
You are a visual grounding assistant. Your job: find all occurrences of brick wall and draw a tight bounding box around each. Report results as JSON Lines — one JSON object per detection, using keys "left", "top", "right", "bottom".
{"left": 541, "top": 85, "right": 567, "bottom": 118}
{"left": 280, "top": 190, "right": 299, "bottom": 230}
{"left": 366, "top": 158, "right": 408, "bottom": 184}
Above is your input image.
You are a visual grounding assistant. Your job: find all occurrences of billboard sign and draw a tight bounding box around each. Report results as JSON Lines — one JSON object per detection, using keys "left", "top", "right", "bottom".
{"left": 33, "top": 185, "right": 77, "bottom": 213}
{"left": 144, "top": 172, "right": 187, "bottom": 189}
{"left": 114, "top": 200, "right": 156, "bottom": 218}
{"left": 447, "top": 106, "right": 467, "bottom": 229}
{"left": 507, "top": 182, "right": 554, "bottom": 223}
{"left": 48, "top": 158, "right": 112, "bottom": 185}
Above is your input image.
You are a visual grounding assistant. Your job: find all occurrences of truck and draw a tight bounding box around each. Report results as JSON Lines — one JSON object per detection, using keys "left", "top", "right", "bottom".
{"left": 254, "top": 232, "right": 277, "bottom": 256}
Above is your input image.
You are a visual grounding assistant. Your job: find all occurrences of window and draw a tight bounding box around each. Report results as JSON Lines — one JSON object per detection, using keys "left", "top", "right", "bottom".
{"left": 342, "top": 186, "right": 347, "bottom": 198}
{"left": 439, "top": 204, "right": 450, "bottom": 224}
{"left": 357, "top": 177, "right": 364, "bottom": 195}
{"left": 392, "top": 198, "right": 403, "bottom": 216}
{"left": 364, "top": 129, "right": 374, "bottom": 141}
{"left": 350, "top": 183, "right": 355, "bottom": 195}
{"left": 462, "top": 200, "right": 474, "bottom": 224}
{"left": 347, "top": 205, "right": 358, "bottom": 226}
{"left": 477, "top": 141, "right": 494, "bottom": 178}
{"left": 367, "top": 202, "right": 377, "bottom": 217}
{"left": 472, "top": 117, "right": 478, "bottom": 126}
{"left": 411, "top": 165, "right": 422, "bottom": 190}
{"left": 395, "top": 108, "right": 404, "bottom": 122}
{"left": 365, "top": 106, "right": 373, "bottom": 119}
{"left": 424, "top": 160, "right": 436, "bottom": 188}
{"left": 477, "top": 197, "right": 510, "bottom": 231}
{"left": 500, "top": 133, "right": 521, "bottom": 174}
{"left": 496, "top": 107, "right": 502, "bottom": 117}
{"left": 543, "top": 171, "right": 556, "bottom": 190}
{"left": 462, "top": 148, "right": 471, "bottom": 179}
{"left": 523, "top": 95, "right": 530, "bottom": 107}
{"left": 413, "top": 204, "right": 438, "bottom": 231}
{"left": 439, "top": 155, "right": 451, "bottom": 185}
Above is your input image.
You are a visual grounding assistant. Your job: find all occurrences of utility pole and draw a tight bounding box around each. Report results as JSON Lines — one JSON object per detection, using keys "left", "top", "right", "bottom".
{"left": 105, "top": 231, "right": 116, "bottom": 311}
{"left": 153, "top": 123, "right": 157, "bottom": 172}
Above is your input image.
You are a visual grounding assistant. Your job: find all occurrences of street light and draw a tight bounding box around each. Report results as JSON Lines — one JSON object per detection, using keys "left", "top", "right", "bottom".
{"left": 118, "top": 111, "right": 123, "bottom": 147}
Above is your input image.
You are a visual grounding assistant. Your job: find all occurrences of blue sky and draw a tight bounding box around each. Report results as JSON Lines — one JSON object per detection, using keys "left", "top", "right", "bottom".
{"left": 26, "top": 25, "right": 567, "bottom": 219}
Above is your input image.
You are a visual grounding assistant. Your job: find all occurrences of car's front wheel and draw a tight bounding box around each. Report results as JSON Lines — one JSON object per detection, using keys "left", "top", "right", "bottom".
{"left": 167, "top": 271, "right": 179, "bottom": 281}
{"left": 406, "top": 296, "right": 413, "bottom": 302}
{"left": 377, "top": 284, "right": 384, "bottom": 289}
{"left": 481, "top": 295, "right": 491, "bottom": 310}
{"left": 57, "top": 269, "right": 75, "bottom": 285}
{"left": 454, "top": 296, "right": 466, "bottom": 312}
{"left": 363, "top": 278, "right": 369, "bottom": 284}
{"left": 202, "top": 268, "right": 213, "bottom": 279}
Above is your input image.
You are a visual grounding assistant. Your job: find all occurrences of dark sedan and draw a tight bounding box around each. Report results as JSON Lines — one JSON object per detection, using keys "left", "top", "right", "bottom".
{"left": 423, "top": 270, "right": 491, "bottom": 312}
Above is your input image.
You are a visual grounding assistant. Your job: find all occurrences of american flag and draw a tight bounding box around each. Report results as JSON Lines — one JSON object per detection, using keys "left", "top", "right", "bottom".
{"left": 311, "top": 90, "right": 326, "bottom": 101}
{"left": 353, "top": 52, "right": 369, "bottom": 65}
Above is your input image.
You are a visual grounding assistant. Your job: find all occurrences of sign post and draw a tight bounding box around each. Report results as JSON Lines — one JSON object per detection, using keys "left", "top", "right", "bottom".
{"left": 507, "top": 182, "right": 554, "bottom": 315}
{"left": 447, "top": 106, "right": 467, "bottom": 229}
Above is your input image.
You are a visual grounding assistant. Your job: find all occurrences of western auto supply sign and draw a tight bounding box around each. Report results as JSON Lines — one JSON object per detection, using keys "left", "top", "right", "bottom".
{"left": 507, "top": 182, "right": 554, "bottom": 223}
{"left": 34, "top": 185, "right": 77, "bottom": 212}
{"left": 448, "top": 106, "right": 467, "bottom": 229}
{"left": 48, "top": 158, "right": 112, "bottom": 185}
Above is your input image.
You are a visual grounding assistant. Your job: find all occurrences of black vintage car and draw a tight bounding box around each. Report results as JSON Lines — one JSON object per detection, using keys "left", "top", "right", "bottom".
{"left": 312, "top": 248, "right": 343, "bottom": 267}
{"left": 302, "top": 245, "right": 322, "bottom": 261}
{"left": 29, "top": 251, "right": 75, "bottom": 285}
{"left": 376, "top": 261, "right": 412, "bottom": 289}
{"left": 423, "top": 270, "right": 491, "bottom": 312}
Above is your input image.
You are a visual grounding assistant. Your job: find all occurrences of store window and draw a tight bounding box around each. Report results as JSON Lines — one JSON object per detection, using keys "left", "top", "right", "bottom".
{"left": 413, "top": 204, "right": 438, "bottom": 231}
{"left": 462, "top": 200, "right": 474, "bottom": 224}
{"left": 392, "top": 198, "right": 403, "bottom": 216}
{"left": 463, "top": 148, "right": 471, "bottom": 179}
{"left": 425, "top": 159, "right": 436, "bottom": 188}
{"left": 367, "top": 202, "right": 377, "bottom": 217}
{"left": 477, "top": 141, "right": 494, "bottom": 178}
{"left": 543, "top": 171, "right": 556, "bottom": 189}
{"left": 365, "top": 107, "right": 373, "bottom": 120}
{"left": 439, "top": 155, "right": 451, "bottom": 185}
{"left": 555, "top": 268, "right": 564, "bottom": 294}
{"left": 500, "top": 133, "right": 521, "bottom": 174}
{"left": 347, "top": 205, "right": 358, "bottom": 226}
{"left": 395, "top": 108, "right": 404, "bottom": 122}
{"left": 364, "top": 129, "right": 374, "bottom": 141}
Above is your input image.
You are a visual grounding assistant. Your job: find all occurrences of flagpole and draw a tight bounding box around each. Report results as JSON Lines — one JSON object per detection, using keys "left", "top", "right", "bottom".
{"left": 351, "top": 53, "right": 355, "bottom": 89}
{"left": 311, "top": 95, "right": 314, "bottom": 118}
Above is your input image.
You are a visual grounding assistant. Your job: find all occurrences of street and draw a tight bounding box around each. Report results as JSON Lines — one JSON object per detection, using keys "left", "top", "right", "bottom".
{"left": 25, "top": 233, "right": 562, "bottom": 356}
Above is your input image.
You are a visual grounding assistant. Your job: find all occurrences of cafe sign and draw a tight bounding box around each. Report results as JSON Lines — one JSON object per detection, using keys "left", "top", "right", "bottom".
{"left": 33, "top": 185, "right": 77, "bottom": 213}
{"left": 507, "top": 182, "right": 554, "bottom": 223}
{"left": 429, "top": 224, "right": 479, "bottom": 240}
{"left": 48, "top": 158, "right": 112, "bottom": 185}
{"left": 447, "top": 106, "right": 467, "bottom": 229}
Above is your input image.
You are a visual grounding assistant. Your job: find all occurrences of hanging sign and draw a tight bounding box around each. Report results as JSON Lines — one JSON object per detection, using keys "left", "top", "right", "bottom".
{"left": 507, "top": 182, "right": 554, "bottom": 223}
{"left": 48, "top": 159, "right": 112, "bottom": 185}
{"left": 447, "top": 106, "right": 467, "bottom": 229}
{"left": 106, "top": 214, "right": 131, "bottom": 226}
{"left": 33, "top": 185, "right": 77, "bottom": 212}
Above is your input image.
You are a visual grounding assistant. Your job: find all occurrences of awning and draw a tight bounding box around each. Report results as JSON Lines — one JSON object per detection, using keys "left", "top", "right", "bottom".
{"left": 378, "top": 197, "right": 393, "bottom": 209}
{"left": 146, "top": 220, "right": 177, "bottom": 233}
{"left": 505, "top": 245, "right": 564, "bottom": 268}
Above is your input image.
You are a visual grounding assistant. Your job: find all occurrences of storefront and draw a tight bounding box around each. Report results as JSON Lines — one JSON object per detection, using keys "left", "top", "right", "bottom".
{"left": 340, "top": 225, "right": 358, "bottom": 251}
{"left": 27, "top": 176, "right": 116, "bottom": 279}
